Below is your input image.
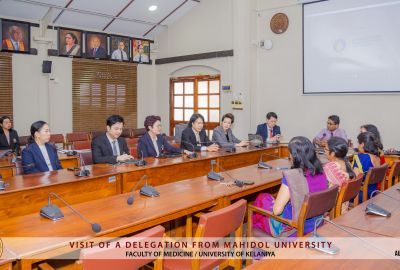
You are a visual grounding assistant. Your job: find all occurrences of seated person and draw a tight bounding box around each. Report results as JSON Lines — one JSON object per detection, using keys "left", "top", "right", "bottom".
{"left": 352, "top": 131, "right": 381, "bottom": 202}
{"left": 324, "top": 137, "right": 356, "bottom": 214}
{"left": 313, "top": 115, "right": 348, "bottom": 147}
{"left": 180, "top": 113, "right": 219, "bottom": 152}
{"left": 137, "top": 115, "right": 191, "bottom": 158}
{"left": 92, "top": 115, "right": 133, "bottom": 164}
{"left": 212, "top": 113, "right": 249, "bottom": 148}
{"left": 252, "top": 136, "right": 328, "bottom": 236}
{"left": 360, "top": 124, "right": 385, "bottom": 164}
{"left": 256, "top": 112, "right": 281, "bottom": 143}
{"left": 0, "top": 116, "right": 20, "bottom": 153}
{"left": 21, "top": 121, "right": 63, "bottom": 174}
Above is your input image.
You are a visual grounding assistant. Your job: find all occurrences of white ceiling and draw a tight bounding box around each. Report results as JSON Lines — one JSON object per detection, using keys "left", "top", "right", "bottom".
{"left": 0, "top": 0, "right": 200, "bottom": 39}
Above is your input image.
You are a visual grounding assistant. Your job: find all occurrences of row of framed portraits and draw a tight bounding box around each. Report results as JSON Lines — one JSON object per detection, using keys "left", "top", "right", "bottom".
{"left": 1, "top": 18, "right": 152, "bottom": 64}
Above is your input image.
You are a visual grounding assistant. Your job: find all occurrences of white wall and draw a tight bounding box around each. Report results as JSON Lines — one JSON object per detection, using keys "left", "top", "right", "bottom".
{"left": 254, "top": 0, "right": 400, "bottom": 148}
{"left": 12, "top": 27, "right": 154, "bottom": 135}
{"left": 154, "top": 0, "right": 256, "bottom": 138}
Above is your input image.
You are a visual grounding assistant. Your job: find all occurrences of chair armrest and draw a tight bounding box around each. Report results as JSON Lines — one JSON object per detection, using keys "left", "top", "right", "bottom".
{"left": 248, "top": 204, "right": 295, "bottom": 227}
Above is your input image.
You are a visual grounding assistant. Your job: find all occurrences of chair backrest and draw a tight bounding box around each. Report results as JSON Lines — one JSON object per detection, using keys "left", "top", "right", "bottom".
{"left": 197, "top": 199, "right": 247, "bottom": 238}
{"left": 66, "top": 132, "right": 89, "bottom": 143}
{"left": 18, "top": 136, "right": 30, "bottom": 146}
{"left": 296, "top": 185, "right": 338, "bottom": 236}
{"left": 90, "top": 131, "right": 104, "bottom": 140}
{"left": 362, "top": 163, "right": 388, "bottom": 202}
{"left": 174, "top": 124, "right": 187, "bottom": 142}
{"left": 120, "top": 128, "right": 131, "bottom": 138}
{"left": 129, "top": 147, "right": 138, "bottom": 159}
{"left": 126, "top": 137, "right": 139, "bottom": 147}
{"left": 132, "top": 128, "right": 146, "bottom": 138}
{"left": 72, "top": 141, "right": 92, "bottom": 150}
{"left": 334, "top": 174, "right": 363, "bottom": 218}
{"left": 79, "top": 225, "right": 165, "bottom": 270}
{"left": 387, "top": 160, "right": 400, "bottom": 187}
{"left": 303, "top": 185, "right": 338, "bottom": 219}
{"left": 80, "top": 151, "right": 93, "bottom": 166}
{"left": 50, "top": 134, "right": 65, "bottom": 144}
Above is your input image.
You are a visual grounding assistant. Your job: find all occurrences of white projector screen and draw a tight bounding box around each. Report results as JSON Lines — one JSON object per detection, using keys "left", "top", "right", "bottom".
{"left": 303, "top": 0, "right": 400, "bottom": 93}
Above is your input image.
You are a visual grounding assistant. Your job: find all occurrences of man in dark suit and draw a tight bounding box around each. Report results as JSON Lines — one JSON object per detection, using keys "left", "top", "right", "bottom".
{"left": 91, "top": 115, "right": 133, "bottom": 164}
{"left": 89, "top": 36, "right": 107, "bottom": 58}
{"left": 256, "top": 112, "right": 281, "bottom": 143}
{"left": 180, "top": 113, "right": 219, "bottom": 152}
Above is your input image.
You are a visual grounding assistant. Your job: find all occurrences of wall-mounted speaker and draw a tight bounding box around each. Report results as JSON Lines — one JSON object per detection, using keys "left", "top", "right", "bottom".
{"left": 42, "top": 60, "right": 52, "bottom": 73}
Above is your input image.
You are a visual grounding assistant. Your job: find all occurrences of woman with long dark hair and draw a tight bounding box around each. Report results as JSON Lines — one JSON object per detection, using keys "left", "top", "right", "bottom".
{"left": 252, "top": 136, "right": 328, "bottom": 236}
{"left": 21, "top": 121, "right": 62, "bottom": 174}
{"left": 352, "top": 131, "right": 381, "bottom": 201}
{"left": 324, "top": 136, "right": 356, "bottom": 186}
{"left": 360, "top": 124, "right": 385, "bottom": 165}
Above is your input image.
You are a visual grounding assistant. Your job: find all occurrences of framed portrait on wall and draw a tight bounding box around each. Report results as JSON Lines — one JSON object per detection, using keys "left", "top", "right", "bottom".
{"left": 58, "top": 28, "right": 82, "bottom": 57}
{"left": 109, "top": 35, "right": 130, "bottom": 61}
{"left": 85, "top": 32, "right": 108, "bottom": 59}
{"left": 132, "top": 39, "right": 150, "bottom": 64}
{"left": 1, "top": 19, "right": 30, "bottom": 53}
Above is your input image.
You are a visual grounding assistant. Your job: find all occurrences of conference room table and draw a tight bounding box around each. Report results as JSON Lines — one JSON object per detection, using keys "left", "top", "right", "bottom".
{"left": 332, "top": 183, "right": 400, "bottom": 237}
{"left": 0, "top": 144, "right": 287, "bottom": 220}
{"left": 0, "top": 154, "right": 79, "bottom": 178}
{"left": 0, "top": 159, "right": 289, "bottom": 270}
{"left": 244, "top": 222, "right": 400, "bottom": 270}
{"left": 115, "top": 144, "right": 286, "bottom": 192}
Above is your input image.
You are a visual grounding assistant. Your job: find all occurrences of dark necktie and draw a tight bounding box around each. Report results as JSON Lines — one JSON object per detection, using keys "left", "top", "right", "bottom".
{"left": 139, "top": 55, "right": 142, "bottom": 62}
{"left": 112, "top": 140, "right": 118, "bottom": 156}
{"left": 120, "top": 50, "right": 123, "bottom": 60}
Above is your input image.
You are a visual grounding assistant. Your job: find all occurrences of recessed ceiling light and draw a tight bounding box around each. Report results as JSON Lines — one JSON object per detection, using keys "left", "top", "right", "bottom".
{"left": 148, "top": 5, "right": 158, "bottom": 11}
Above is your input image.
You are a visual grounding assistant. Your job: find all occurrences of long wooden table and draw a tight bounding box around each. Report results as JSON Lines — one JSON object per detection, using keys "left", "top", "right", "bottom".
{"left": 244, "top": 223, "right": 399, "bottom": 270}
{"left": 333, "top": 183, "right": 400, "bottom": 237}
{"left": 117, "top": 145, "right": 283, "bottom": 192}
{"left": 0, "top": 166, "right": 121, "bottom": 219}
{"left": 0, "top": 154, "right": 79, "bottom": 178}
{"left": 0, "top": 145, "right": 287, "bottom": 220}
{"left": 0, "top": 160, "right": 288, "bottom": 270}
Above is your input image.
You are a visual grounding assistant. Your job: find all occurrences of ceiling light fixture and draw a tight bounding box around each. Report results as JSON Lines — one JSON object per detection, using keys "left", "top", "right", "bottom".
{"left": 148, "top": 5, "right": 158, "bottom": 11}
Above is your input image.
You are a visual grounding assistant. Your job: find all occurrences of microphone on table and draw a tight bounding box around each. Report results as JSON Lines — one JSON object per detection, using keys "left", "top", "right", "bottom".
{"left": 11, "top": 161, "right": 35, "bottom": 175}
{"left": 136, "top": 151, "right": 147, "bottom": 167}
{"left": 74, "top": 151, "right": 90, "bottom": 177}
{"left": 126, "top": 174, "right": 159, "bottom": 205}
{"left": 213, "top": 163, "right": 254, "bottom": 187}
{"left": 12, "top": 138, "right": 21, "bottom": 157}
{"left": 40, "top": 192, "right": 101, "bottom": 233}
{"left": 257, "top": 153, "right": 289, "bottom": 170}
{"left": 181, "top": 141, "right": 197, "bottom": 159}
{"left": 207, "top": 160, "right": 224, "bottom": 181}
{"left": 311, "top": 217, "right": 396, "bottom": 259}
{"left": 365, "top": 190, "right": 400, "bottom": 217}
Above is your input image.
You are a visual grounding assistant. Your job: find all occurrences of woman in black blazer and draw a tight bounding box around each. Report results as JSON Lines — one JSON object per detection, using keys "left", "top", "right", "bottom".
{"left": 0, "top": 116, "right": 20, "bottom": 154}
{"left": 180, "top": 113, "right": 219, "bottom": 152}
{"left": 138, "top": 115, "right": 190, "bottom": 158}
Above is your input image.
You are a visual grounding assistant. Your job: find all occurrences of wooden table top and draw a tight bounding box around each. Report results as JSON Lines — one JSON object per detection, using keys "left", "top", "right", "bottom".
{"left": 0, "top": 166, "right": 120, "bottom": 194}
{"left": 245, "top": 222, "right": 400, "bottom": 269}
{"left": 0, "top": 162, "right": 287, "bottom": 259}
{"left": 333, "top": 183, "right": 400, "bottom": 237}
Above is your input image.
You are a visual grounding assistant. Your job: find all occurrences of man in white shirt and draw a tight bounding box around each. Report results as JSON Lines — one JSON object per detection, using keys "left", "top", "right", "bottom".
{"left": 111, "top": 41, "right": 128, "bottom": 61}
{"left": 133, "top": 45, "right": 149, "bottom": 63}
